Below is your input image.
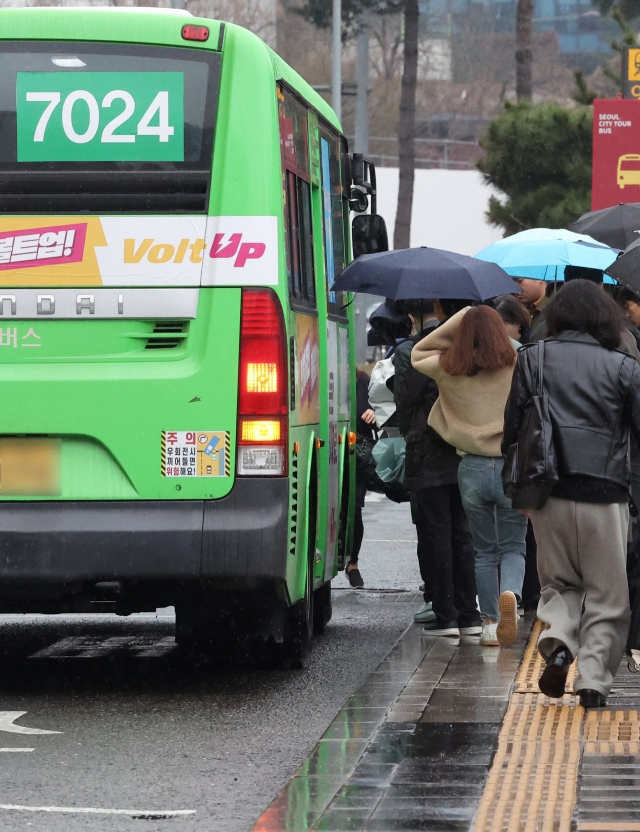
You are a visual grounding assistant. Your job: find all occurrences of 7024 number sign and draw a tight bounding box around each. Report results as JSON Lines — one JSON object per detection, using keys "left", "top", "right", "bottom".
{"left": 17, "top": 72, "right": 184, "bottom": 162}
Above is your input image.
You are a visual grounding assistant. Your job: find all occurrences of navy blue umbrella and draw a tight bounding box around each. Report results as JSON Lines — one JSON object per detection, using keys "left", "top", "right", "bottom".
{"left": 332, "top": 247, "right": 519, "bottom": 301}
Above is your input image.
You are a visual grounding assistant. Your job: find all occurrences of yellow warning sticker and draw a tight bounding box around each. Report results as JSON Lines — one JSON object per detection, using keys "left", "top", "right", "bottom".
{"left": 161, "top": 431, "right": 230, "bottom": 478}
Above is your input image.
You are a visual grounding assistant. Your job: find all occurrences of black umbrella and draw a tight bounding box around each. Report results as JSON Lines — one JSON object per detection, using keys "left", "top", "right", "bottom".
{"left": 604, "top": 238, "right": 640, "bottom": 294}
{"left": 331, "top": 247, "right": 519, "bottom": 301}
{"left": 568, "top": 203, "right": 640, "bottom": 251}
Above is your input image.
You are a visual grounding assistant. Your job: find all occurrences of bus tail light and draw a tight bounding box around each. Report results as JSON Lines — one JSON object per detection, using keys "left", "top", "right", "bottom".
{"left": 237, "top": 289, "right": 288, "bottom": 476}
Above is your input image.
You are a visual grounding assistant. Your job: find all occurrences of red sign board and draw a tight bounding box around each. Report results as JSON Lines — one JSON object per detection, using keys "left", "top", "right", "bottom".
{"left": 593, "top": 99, "right": 640, "bottom": 209}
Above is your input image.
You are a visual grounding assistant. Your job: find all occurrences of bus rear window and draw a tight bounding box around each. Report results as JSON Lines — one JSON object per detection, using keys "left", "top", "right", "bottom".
{"left": 0, "top": 42, "right": 221, "bottom": 213}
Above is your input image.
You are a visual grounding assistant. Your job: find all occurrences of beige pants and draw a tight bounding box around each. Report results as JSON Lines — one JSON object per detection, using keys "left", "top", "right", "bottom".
{"left": 529, "top": 497, "right": 630, "bottom": 697}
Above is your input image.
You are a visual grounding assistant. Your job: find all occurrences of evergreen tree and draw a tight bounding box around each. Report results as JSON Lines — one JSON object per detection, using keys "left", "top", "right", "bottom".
{"left": 477, "top": 101, "right": 592, "bottom": 235}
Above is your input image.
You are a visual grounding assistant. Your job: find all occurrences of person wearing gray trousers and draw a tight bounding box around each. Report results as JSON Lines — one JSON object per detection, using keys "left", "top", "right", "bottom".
{"left": 503, "top": 280, "right": 640, "bottom": 708}
{"left": 529, "top": 499, "right": 630, "bottom": 698}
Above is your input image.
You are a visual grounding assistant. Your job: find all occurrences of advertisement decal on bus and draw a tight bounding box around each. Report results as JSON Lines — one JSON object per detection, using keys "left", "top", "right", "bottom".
{"left": 0, "top": 216, "right": 278, "bottom": 287}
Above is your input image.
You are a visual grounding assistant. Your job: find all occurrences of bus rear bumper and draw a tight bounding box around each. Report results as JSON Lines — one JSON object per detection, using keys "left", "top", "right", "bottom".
{"left": 0, "top": 478, "right": 289, "bottom": 586}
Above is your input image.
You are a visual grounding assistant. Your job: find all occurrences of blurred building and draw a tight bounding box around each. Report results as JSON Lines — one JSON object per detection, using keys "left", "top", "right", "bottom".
{"left": 422, "top": 0, "right": 617, "bottom": 73}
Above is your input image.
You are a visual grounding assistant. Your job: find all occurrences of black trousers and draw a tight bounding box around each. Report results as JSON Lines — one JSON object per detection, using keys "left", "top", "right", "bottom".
{"left": 413, "top": 483, "right": 477, "bottom": 624}
{"left": 410, "top": 494, "right": 432, "bottom": 603}
{"left": 350, "top": 507, "right": 364, "bottom": 565}
{"left": 521, "top": 521, "right": 541, "bottom": 610}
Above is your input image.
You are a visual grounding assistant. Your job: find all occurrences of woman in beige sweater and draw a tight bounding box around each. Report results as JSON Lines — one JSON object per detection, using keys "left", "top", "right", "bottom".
{"left": 412, "top": 305, "right": 527, "bottom": 647}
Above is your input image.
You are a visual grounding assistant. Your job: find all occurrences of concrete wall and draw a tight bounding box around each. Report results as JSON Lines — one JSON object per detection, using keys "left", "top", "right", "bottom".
{"left": 375, "top": 167, "right": 504, "bottom": 256}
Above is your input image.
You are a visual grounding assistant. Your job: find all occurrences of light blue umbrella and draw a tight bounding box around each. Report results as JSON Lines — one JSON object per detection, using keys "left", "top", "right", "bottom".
{"left": 475, "top": 228, "right": 618, "bottom": 284}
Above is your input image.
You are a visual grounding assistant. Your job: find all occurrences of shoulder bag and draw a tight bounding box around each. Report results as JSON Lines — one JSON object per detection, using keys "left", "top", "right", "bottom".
{"left": 502, "top": 340, "right": 559, "bottom": 510}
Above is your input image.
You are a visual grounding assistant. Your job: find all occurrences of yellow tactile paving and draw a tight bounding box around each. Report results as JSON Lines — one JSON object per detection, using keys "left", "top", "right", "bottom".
{"left": 474, "top": 623, "right": 584, "bottom": 832}
{"left": 475, "top": 622, "right": 640, "bottom": 832}
{"left": 583, "top": 709, "right": 640, "bottom": 741}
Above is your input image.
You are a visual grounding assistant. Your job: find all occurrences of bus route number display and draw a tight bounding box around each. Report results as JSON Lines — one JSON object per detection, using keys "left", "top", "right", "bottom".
{"left": 16, "top": 72, "right": 184, "bottom": 162}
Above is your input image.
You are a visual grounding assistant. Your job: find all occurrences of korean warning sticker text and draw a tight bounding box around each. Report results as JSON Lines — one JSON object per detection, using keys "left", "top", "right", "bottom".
{"left": 161, "top": 431, "right": 230, "bottom": 478}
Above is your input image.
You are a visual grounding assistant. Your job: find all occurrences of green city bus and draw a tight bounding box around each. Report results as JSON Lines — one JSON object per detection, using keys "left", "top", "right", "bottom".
{"left": 0, "top": 6, "right": 385, "bottom": 666}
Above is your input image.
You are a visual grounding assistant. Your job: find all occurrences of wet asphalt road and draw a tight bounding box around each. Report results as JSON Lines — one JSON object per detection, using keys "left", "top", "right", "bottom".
{"left": 0, "top": 495, "right": 421, "bottom": 832}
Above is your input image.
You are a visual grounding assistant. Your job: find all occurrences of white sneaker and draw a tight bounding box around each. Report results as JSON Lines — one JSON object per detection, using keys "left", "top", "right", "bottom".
{"left": 414, "top": 602, "right": 436, "bottom": 623}
{"left": 480, "top": 622, "right": 500, "bottom": 646}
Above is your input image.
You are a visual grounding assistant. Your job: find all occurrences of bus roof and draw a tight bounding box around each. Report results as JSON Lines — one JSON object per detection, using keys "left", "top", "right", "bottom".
{"left": 0, "top": 7, "right": 342, "bottom": 133}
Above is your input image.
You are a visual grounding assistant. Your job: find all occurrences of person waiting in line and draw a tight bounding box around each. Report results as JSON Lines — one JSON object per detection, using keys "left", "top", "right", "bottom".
{"left": 503, "top": 280, "right": 640, "bottom": 707}
{"left": 616, "top": 286, "right": 640, "bottom": 351}
{"left": 512, "top": 276, "right": 549, "bottom": 339}
{"left": 346, "top": 369, "right": 377, "bottom": 589}
{"left": 412, "top": 306, "right": 527, "bottom": 647}
{"left": 395, "top": 298, "right": 480, "bottom": 638}
{"left": 496, "top": 294, "right": 540, "bottom": 611}
{"left": 496, "top": 295, "right": 531, "bottom": 345}
{"left": 534, "top": 275, "right": 640, "bottom": 360}
{"left": 393, "top": 299, "right": 439, "bottom": 624}
{"left": 613, "top": 286, "right": 640, "bottom": 609}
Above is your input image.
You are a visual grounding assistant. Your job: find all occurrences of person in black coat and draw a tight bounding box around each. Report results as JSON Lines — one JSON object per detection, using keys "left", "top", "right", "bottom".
{"left": 503, "top": 280, "right": 640, "bottom": 707}
{"left": 346, "top": 370, "right": 376, "bottom": 588}
{"left": 394, "top": 298, "right": 479, "bottom": 637}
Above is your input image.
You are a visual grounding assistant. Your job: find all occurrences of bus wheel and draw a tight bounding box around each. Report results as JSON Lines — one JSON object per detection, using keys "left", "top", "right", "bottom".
{"left": 313, "top": 581, "right": 332, "bottom": 635}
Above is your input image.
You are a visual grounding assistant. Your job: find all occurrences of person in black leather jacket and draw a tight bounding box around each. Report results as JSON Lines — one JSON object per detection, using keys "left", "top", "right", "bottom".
{"left": 502, "top": 280, "right": 640, "bottom": 707}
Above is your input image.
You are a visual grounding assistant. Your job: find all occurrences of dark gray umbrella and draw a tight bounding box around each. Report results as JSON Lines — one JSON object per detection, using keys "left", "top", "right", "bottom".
{"left": 604, "top": 239, "right": 640, "bottom": 294}
{"left": 568, "top": 203, "right": 640, "bottom": 251}
{"left": 331, "top": 247, "right": 519, "bottom": 301}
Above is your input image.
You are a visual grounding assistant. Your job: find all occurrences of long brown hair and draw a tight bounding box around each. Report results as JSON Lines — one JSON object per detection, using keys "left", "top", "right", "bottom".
{"left": 439, "top": 306, "right": 516, "bottom": 377}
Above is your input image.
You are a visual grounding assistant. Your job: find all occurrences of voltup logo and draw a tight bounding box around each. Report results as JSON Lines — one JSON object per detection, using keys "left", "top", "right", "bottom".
{"left": 209, "top": 234, "right": 266, "bottom": 268}
{"left": 203, "top": 217, "right": 278, "bottom": 287}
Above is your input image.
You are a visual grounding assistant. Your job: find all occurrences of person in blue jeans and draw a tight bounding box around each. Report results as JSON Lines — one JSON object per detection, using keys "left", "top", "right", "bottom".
{"left": 412, "top": 304, "right": 527, "bottom": 647}
{"left": 457, "top": 456, "right": 527, "bottom": 643}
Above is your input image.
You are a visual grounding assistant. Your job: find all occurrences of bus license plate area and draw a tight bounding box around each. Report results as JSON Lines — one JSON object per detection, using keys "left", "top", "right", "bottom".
{"left": 0, "top": 438, "right": 61, "bottom": 495}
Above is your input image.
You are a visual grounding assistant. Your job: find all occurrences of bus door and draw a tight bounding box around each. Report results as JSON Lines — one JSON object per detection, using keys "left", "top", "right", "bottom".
{"left": 318, "top": 127, "right": 349, "bottom": 581}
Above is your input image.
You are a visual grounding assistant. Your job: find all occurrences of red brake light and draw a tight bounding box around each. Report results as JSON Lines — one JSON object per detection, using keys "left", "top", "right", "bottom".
{"left": 237, "top": 289, "right": 288, "bottom": 476}
{"left": 238, "top": 290, "right": 288, "bottom": 418}
{"left": 182, "top": 25, "right": 209, "bottom": 42}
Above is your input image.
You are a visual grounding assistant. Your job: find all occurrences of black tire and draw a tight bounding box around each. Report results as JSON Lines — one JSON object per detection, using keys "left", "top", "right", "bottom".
{"left": 313, "top": 581, "right": 332, "bottom": 635}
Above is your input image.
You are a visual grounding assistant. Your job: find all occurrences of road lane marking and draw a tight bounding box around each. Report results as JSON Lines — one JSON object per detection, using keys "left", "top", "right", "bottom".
{"left": 0, "top": 713, "right": 61, "bottom": 735}
{"left": 0, "top": 805, "right": 195, "bottom": 818}
{"left": 0, "top": 748, "right": 34, "bottom": 752}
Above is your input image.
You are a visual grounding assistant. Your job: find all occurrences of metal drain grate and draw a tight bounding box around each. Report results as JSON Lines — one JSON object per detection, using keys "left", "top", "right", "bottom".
{"left": 576, "top": 754, "right": 640, "bottom": 831}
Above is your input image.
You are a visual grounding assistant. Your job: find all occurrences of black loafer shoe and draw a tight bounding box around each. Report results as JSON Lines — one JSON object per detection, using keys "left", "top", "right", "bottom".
{"left": 539, "top": 646, "right": 573, "bottom": 698}
{"left": 579, "top": 689, "right": 606, "bottom": 708}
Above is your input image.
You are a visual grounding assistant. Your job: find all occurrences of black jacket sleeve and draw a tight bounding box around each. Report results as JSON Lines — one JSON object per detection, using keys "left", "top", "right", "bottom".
{"left": 395, "top": 364, "right": 431, "bottom": 411}
{"left": 624, "top": 358, "right": 640, "bottom": 451}
{"left": 502, "top": 349, "right": 534, "bottom": 456}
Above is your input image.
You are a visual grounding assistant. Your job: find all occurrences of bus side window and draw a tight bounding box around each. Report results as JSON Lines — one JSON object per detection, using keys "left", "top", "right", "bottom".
{"left": 319, "top": 130, "right": 348, "bottom": 321}
{"left": 278, "top": 87, "right": 316, "bottom": 308}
